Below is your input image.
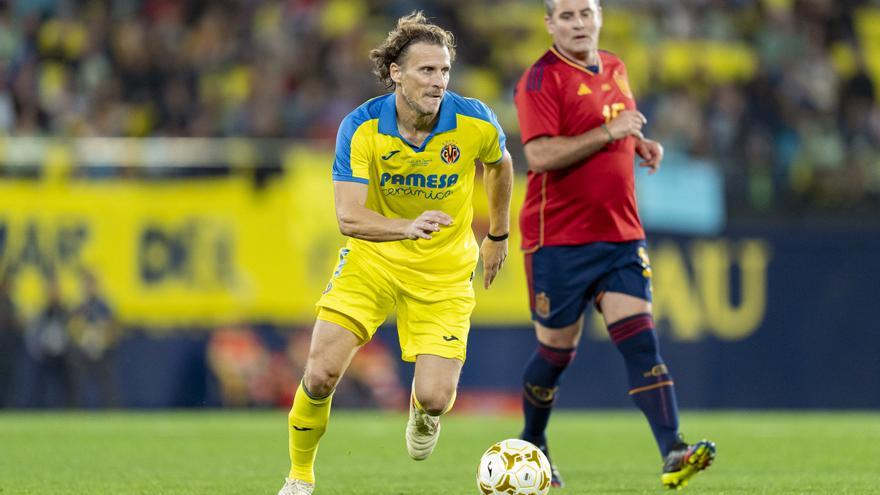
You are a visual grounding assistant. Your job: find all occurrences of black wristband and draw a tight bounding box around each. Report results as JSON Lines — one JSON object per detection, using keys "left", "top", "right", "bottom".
{"left": 487, "top": 232, "right": 509, "bottom": 241}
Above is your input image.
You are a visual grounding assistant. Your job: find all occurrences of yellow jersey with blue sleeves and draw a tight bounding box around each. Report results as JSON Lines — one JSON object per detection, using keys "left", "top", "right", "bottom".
{"left": 332, "top": 91, "right": 507, "bottom": 286}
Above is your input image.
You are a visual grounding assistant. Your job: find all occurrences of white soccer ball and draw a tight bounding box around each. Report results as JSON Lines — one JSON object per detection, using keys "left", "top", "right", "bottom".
{"left": 476, "top": 438, "right": 552, "bottom": 495}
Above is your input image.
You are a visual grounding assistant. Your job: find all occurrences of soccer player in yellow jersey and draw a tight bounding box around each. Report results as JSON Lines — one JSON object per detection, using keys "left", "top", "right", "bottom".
{"left": 277, "top": 11, "right": 514, "bottom": 495}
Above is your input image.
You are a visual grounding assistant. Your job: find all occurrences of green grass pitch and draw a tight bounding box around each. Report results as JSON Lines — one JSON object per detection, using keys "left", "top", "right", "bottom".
{"left": 1, "top": 410, "right": 879, "bottom": 494}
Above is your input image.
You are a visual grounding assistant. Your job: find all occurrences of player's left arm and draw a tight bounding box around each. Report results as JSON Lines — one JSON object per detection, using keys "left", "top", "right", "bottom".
{"left": 480, "top": 149, "right": 513, "bottom": 289}
{"left": 635, "top": 138, "right": 663, "bottom": 174}
{"left": 617, "top": 59, "right": 662, "bottom": 175}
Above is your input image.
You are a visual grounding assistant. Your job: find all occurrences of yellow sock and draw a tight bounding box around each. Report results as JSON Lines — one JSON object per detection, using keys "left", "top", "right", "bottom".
{"left": 288, "top": 382, "right": 333, "bottom": 483}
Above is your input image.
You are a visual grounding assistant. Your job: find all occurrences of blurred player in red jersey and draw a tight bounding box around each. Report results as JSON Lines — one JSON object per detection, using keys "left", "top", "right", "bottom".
{"left": 513, "top": 0, "right": 715, "bottom": 489}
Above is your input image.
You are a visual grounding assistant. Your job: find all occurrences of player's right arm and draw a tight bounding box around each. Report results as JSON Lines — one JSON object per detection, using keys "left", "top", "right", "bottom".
{"left": 334, "top": 181, "right": 452, "bottom": 242}
{"left": 332, "top": 107, "right": 453, "bottom": 242}
{"left": 523, "top": 110, "right": 647, "bottom": 173}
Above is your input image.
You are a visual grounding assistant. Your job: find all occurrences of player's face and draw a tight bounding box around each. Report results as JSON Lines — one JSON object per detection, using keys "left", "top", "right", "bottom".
{"left": 546, "top": 0, "right": 602, "bottom": 58}
{"left": 391, "top": 42, "right": 451, "bottom": 117}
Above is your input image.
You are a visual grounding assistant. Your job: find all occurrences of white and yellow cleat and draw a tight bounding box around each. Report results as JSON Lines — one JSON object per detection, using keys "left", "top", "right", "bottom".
{"left": 277, "top": 478, "right": 314, "bottom": 495}
{"left": 405, "top": 394, "right": 441, "bottom": 460}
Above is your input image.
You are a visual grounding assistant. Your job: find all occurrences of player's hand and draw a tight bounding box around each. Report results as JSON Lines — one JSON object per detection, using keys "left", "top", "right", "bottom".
{"left": 480, "top": 236, "right": 508, "bottom": 289}
{"left": 636, "top": 138, "right": 663, "bottom": 174}
{"left": 404, "top": 210, "right": 453, "bottom": 240}
{"left": 606, "top": 110, "right": 647, "bottom": 141}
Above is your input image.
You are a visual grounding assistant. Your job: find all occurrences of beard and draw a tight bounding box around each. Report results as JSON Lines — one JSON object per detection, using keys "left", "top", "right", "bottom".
{"left": 402, "top": 88, "right": 440, "bottom": 117}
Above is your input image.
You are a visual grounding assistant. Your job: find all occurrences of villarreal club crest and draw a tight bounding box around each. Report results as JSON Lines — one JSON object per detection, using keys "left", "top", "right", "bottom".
{"left": 440, "top": 141, "right": 461, "bottom": 165}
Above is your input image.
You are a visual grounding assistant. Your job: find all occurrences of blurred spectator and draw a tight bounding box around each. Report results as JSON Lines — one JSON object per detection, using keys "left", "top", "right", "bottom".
{"left": 68, "top": 271, "right": 120, "bottom": 408}
{"left": 207, "top": 324, "right": 296, "bottom": 408}
{"left": 24, "top": 273, "right": 75, "bottom": 407}
{"left": 207, "top": 324, "right": 404, "bottom": 409}
{"left": 0, "top": 272, "right": 23, "bottom": 408}
{"left": 0, "top": 0, "right": 878, "bottom": 214}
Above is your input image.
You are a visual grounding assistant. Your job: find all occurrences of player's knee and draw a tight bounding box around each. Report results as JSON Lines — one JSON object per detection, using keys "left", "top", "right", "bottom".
{"left": 302, "top": 366, "right": 340, "bottom": 397}
{"left": 539, "top": 333, "right": 578, "bottom": 349}
{"left": 536, "top": 323, "right": 582, "bottom": 349}
{"left": 416, "top": 388, "right": 455, "bottom": 416}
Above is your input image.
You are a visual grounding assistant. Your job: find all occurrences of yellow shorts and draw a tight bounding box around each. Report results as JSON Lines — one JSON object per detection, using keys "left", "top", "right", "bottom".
{"left": 316, "top": 246, "right": 475, "bottom": 362}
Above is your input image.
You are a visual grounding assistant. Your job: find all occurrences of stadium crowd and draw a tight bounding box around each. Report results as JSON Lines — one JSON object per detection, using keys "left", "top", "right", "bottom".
{"left": 1, "top": 0, "right": 879, "bottom": 214}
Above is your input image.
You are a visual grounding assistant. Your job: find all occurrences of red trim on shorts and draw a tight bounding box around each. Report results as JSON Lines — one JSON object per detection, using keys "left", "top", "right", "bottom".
{"left": 525, "top": 252, "right": 536, "bottom": 314}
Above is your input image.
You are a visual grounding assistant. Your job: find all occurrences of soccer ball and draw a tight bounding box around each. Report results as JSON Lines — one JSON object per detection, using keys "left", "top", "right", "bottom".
{"left": 476, "top": 439, "right": 552, "bottom": 495}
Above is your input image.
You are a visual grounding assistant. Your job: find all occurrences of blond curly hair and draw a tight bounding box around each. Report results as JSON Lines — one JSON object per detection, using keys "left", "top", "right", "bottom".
{"left": 369, "top": 11, "right": 456, "bottom": 89}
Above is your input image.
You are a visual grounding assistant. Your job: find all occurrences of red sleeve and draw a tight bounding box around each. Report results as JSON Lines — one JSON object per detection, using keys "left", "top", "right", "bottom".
{"left": 615, "top": 58, "right": 635, "bottom": 101}
{"left": 514, "top": 66, "right": 560, "bottom": 144}
{"left": 603, "top": 52, "right": 636, "bottom": 106}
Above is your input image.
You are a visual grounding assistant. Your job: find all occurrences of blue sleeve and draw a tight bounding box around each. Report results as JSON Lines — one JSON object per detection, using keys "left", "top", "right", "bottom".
{"left": 332, "top": 114, "right": 370, "bottom": 184}
{"left": 484, "top": 105, "right": 507, "bottom": 164}
{"left": 460, "top": 96, "right": 507, "bottom": 164}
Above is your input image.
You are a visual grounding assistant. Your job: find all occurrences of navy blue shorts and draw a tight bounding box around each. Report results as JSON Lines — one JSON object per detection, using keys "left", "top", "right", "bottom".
{"left": 525, "top": 240, "right": 653, "bottom": 328}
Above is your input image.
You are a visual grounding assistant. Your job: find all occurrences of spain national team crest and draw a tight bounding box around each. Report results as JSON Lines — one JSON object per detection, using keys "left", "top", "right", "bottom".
{"left": 440, "top": 141, "right": 461, "bottom": 164}
{"left": 535, "top": 291, "right": 551, "bottom": 319}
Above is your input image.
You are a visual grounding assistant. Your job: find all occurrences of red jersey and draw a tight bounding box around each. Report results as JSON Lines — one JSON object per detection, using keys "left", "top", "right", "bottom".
{"left": 515, "top": 47, "right": 645, "bottom": 251}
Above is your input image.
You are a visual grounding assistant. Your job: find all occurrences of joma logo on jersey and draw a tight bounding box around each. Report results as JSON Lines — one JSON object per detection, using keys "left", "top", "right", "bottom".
{"left": 379, "top": 173, "right": 459, "bottom": 189}
{"left": 439, "top": 142, "right": 461, "bottom": 164}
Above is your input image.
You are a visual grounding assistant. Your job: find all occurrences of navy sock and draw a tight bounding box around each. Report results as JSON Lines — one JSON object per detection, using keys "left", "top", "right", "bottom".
{"left": 521, "top": 342, "right": 576, "bottom": 449}
{"left": 608, "top": 313, "right": 680, "bottom": 457}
